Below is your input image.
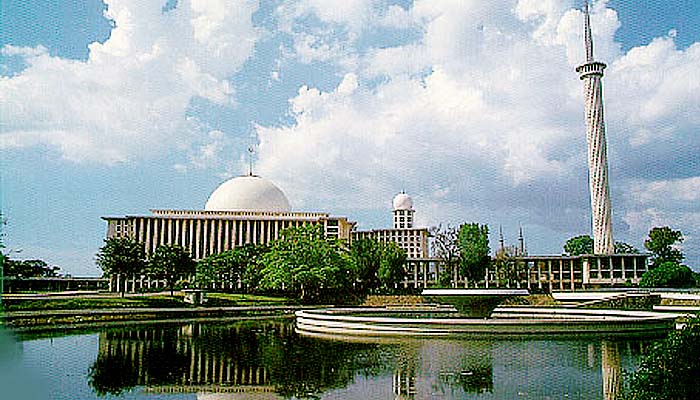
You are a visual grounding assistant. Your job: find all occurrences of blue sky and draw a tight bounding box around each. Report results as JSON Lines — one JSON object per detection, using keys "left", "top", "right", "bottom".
{"left": 1, "top": 0, "right": 699, "bottom": 276}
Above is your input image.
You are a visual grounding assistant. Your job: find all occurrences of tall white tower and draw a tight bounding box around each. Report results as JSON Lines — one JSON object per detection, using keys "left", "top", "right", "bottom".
{"left": 576, "top": 0, "right": 614, "bottom": 255}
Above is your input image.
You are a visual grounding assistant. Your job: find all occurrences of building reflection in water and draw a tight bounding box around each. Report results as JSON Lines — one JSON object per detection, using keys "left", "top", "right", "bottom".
{"left": 89, "top": 320, "right": 396, "bottom": 398}
{"left": 89, "top": 321, "right": 649, "bottom": 399}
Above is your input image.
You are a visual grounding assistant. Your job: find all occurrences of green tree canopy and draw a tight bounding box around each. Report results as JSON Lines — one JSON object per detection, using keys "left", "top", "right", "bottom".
{"left": 259, "top": 224, "right": 351, "bottom": 302}
{"left": 627, "top": 315, "right": 700, "bottom": 400}
{"left": 147, "top": 244, "right": 196, "bottom": 295}
{"left": 563, "top": 235, "right": 593, "bottom": 255}
{"left": 96, "top": 237, "right": 146, "bottom": 296}
{"left": 639, "top": 261, "right": 696, "bottom": 288}
{"left": 348, "top": 238, "right": 382, "bottom": 293}
{"left": 376, "top": 242, "right": 407, "bottom": 292}
{"left": 457, "top": 223, "right": 490, "bottom": 283}
{"left": 196, "top": 244, "right": 267, "bottom": 291}
{"left": 644, "top": 226, "right": 684, "bottom": 268}
{"left": 348, "top": 238, "right": 407, "bottom": 294}
{"left": 614, "top": 241, "right": 639, "bottom": 254}
{"left": 493, "top": 246, "right": 519, "bottom": 287}
{"left": 4, "top": 259, "right": 60, "bottom": 278}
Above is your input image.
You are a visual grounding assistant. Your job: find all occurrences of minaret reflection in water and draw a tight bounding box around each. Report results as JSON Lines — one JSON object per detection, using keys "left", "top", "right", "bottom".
{"left": 89, "top": 321, "right": 648, "bottom": 399}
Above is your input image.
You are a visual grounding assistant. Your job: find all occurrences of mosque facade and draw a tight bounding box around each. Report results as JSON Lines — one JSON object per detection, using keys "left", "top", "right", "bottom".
{"left": 103, "top": 175, "right": 354, "bottom": 261}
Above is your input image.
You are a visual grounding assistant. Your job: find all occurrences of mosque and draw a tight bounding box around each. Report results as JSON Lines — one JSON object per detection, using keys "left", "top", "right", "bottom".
{"left": 104, "top": 174, "right": 355, "bottom": 261}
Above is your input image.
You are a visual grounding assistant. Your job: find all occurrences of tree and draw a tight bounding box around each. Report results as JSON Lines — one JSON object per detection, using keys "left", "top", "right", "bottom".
{"left": 147, "top": 244, "right": 196, "bottom": 295}
{"left": 4, "top": 259, "right": 60, "bottom": 278}
{"left": 639, "top": 261, "right": 696, "bottom": 288}
{"left": 563, "top": 235, "right": 593, "bottom": 255}
{"left": 96, "top": 237, "right": 146, "bottom": 296}
{"left": 348, "top": 239, "right": 407, "bottom": 294}
{"left": 348, "top": 238, "right": 382, "bottom": 293}
{"left": 627, "top": 315, "right": 700, "bottom": 400}
{"left": 644, "top": 226, "right": 684, "bottom": 269}
{"left": 430, "top": 224, "right": 460, "bottom": 287}
{"left": 377, "top": 242, "right": 407, "bottom": 292}
{"left": 493, "top": 246, "right": 519, "bottom": 287}
{"left": 196, "top": 244, "right": 267, "bottom": 291}
{"left": 614, "top": 241, "right": 639, "bottom": 254}
{"left": 259, "top": 224, "right": 351, "bottom": 302}
{"left": 457, "top": 223, "right": 490, "bottom": 284}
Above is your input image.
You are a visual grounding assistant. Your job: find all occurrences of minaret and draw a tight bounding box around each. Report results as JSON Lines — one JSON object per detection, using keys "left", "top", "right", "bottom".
{"left": 576, "top": 0, "right": 614, "bottom": 255}
{"left": 392, "top": 191, "right": 414, "bottom": 229}
{"left": 498, "top": 226, "right": 505, "bottom": 251}
{"left": 518, "top": 225, "right": 525, "bottom": 256}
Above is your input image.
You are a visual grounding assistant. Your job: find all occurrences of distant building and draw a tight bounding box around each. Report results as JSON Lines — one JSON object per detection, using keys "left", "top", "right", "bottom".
{"left": 351, "top": 192, "right": 430, "bottom": 260}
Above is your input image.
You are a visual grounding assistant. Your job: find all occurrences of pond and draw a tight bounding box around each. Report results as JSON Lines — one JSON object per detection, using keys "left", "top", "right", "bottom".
{"left": 0, "top": 319, "right": 657, "bottom": 400}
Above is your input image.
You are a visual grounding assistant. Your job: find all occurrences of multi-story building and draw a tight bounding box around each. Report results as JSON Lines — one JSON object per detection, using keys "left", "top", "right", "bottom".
{"left": 351, "top": 192, "right": 430, "bottom": 260}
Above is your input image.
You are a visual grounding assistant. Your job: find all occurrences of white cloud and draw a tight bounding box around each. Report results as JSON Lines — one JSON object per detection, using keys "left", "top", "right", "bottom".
{"left": 0, "top": 0, "right": 260, "bottom": 164}
{"left": 257, "top": 0, "right": 700, "bottom": 263}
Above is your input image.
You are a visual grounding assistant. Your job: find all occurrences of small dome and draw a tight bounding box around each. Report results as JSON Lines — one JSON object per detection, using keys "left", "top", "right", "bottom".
{"left": 205, "top": 175, "right": 291, "bottom": 212}
{"left": 392, "top": 192, "right": 413, "bottom": 211}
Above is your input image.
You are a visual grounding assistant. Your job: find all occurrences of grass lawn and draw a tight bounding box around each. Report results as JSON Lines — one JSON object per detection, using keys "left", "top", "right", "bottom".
{"left": 2, "top": 292, "right": 294, "bottom": 311}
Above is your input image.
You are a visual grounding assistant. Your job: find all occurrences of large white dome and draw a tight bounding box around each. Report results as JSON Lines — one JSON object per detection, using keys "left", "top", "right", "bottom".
{"left": 205, "top": 175, "right": 291, "bottom": 212}
{"left": 392, "top": 192, "right": 413, "bottom": 211}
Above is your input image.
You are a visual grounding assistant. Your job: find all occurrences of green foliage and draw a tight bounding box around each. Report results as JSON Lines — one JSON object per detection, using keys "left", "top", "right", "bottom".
{"left": 196, "top": 244, "right": 267, "bottom": 291}
{"left": 3, "top": 259, "right": 60, "bottom": 278}
{"left": 96, "top": 237, "right": 146, "bottom": 295}
{"left": 457, "top": 223, "right": 490, "bottom": 282}
{"left": 376, "top": 242, "right": 407, "bottom": 292}
{"left": 348, "top": 238, "right": 407, "bottom": 294}
{"left": 644, "top": 226, "right": 684, "bottom": 269}
{"left": 259, "top": 224, "right": 351, "bottom": 302}
{"left": 493, "top": 246, "right": 519, "bottom": 287}
{"left": 639, "top": 261, "right": 696, "bottom": 288}
{"left": 627, "top": 316, "right": 700, "bottom": 400}
{"left": 563, "top": 235, "right": 593, "bottom": 255}
{"left": 348, "top": 238, "right": 382, "bottom": 292}
{"left": 614, "top": 241, "right": 640, "bottom": 254}
{"left": 146, "top": 244, "right": 196, "bottom": 294}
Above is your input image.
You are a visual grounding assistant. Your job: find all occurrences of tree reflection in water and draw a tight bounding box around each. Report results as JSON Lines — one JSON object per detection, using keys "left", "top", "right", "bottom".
{"left": 88, "top": 320, "right": 397, "bottom": 398}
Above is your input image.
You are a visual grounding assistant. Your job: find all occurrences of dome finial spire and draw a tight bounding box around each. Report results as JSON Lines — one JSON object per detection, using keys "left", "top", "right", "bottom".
{"left": 247, "top": 144, "right": 255, "bottom": 176}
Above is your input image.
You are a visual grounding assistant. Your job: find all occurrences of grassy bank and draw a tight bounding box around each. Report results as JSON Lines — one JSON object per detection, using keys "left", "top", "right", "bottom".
{"left": 2, "top": 292, "right": 294, "bottom": 312}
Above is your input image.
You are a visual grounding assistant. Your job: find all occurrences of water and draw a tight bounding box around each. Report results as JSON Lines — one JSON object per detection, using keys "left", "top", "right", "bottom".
{"left": 1, "top": 319, "right": 656, "bottom": 399}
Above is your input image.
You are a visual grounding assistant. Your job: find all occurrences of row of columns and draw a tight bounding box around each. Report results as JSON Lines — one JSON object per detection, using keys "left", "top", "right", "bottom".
{"left": 132, "top": 217, "right": 311, "bottom": 259}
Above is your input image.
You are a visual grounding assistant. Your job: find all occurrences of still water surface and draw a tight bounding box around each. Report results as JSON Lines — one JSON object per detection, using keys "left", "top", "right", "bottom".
{"left": 3, "top": 319, "right": 655, "bottom": 399}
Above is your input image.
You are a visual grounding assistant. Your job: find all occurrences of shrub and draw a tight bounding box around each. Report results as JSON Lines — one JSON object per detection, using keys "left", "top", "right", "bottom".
{"left": 639, "top": 262, "right": 695, "bottom": 288}
{"left": 626, "top": 316, "right": 700, "bottom": 400}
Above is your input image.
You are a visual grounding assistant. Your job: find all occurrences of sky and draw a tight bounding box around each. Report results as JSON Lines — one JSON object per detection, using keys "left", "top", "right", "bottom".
{"left": 1, "top": 0, "right": 699, "bottom": 276}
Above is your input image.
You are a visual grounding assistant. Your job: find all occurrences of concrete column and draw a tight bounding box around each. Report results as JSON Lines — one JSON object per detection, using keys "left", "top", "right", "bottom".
{"left": 145, "top": 219, "right": 152, "bottom": 255}
{"left": 559, "top": 259, "right": 564, "bottom": 290}
{"left": 570, "top": 260, "right": 575, "bottom": 291}
{"left": 246, "top": 220, "right": 251, "bottom": 244}
{"left": 195, "top": 220, "right": 202, "bottom": 259}
{"left": 159, "top": 218, "right": 166, "bottom": 246}
{"left": 138, "top": 218, "right": 145, "bottom": 243}
{"left": 621, "top": 257, "right": 626, "bottom": 280}
{"left": 167, "top": 218, "right": 174, "bottom": 245}
{"left": 188, "top": 219, "right": 195, "bottom": 258}
{"left": 223, "top": 220, "right": 230, "bottom": 251}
